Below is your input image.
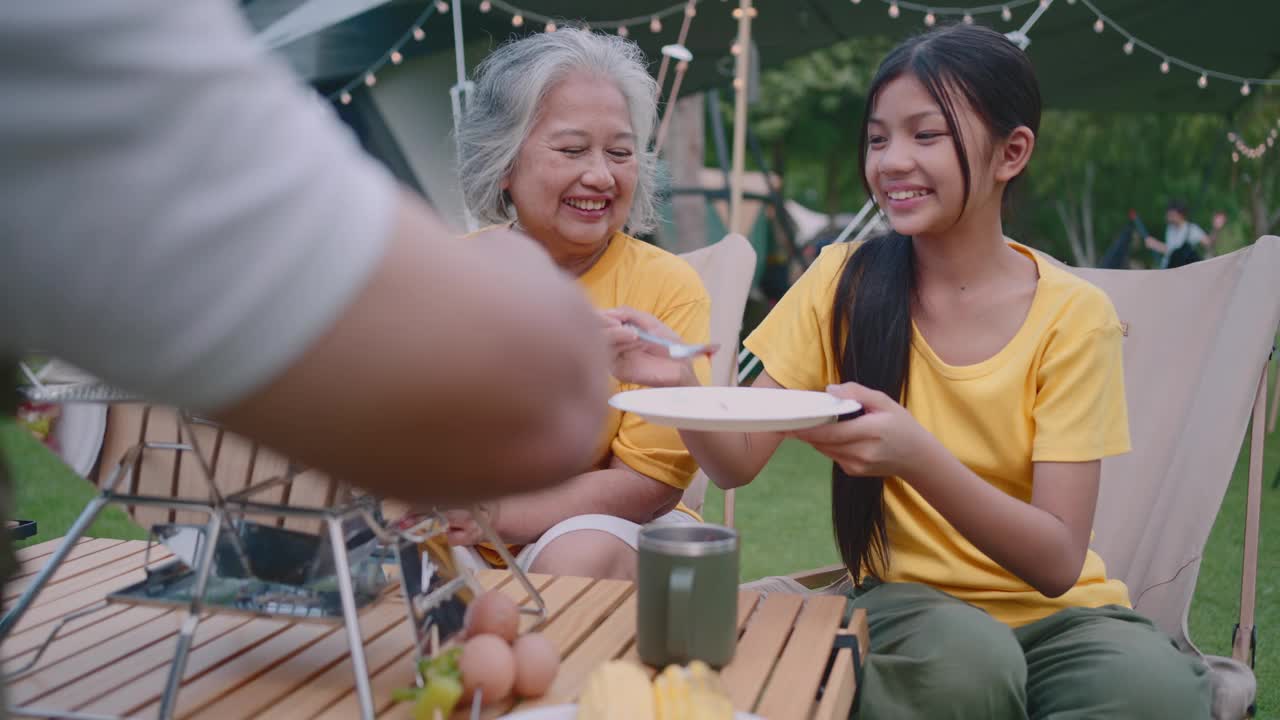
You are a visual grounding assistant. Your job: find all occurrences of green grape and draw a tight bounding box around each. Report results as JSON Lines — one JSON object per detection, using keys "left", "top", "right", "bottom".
{"left": 412, "top": 674, "right": 463, "bottom": 720}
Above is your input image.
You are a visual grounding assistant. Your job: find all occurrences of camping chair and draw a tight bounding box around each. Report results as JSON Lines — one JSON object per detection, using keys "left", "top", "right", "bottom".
{"left": 731, "top": 236, "right": 1280, "bottom": 720}
{"left": 676, "top": 234, "right": 757, "bottom": 516}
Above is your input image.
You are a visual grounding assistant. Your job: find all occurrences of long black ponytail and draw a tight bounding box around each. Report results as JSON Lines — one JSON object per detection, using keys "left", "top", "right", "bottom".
{"left": 831, "top": 23, "right": 1041, "bottom": 582}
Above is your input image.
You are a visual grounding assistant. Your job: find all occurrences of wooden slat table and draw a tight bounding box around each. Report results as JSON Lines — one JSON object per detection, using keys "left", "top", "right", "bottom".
{"left": 4, "top": 538, "right": 868, "bottom": 719}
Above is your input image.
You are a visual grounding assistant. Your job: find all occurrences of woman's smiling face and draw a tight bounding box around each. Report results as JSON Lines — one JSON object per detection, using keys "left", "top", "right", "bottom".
{"left": 503, "top": 71, "right": 638, "bottom": 263}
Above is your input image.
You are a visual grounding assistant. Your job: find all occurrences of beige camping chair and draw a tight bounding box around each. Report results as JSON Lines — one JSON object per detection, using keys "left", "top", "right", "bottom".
{"left": 676, "top": 234, "right": 757, "bottom": 515}
{"left": 733, "top": 236, "right": 1280, "bottom": 720}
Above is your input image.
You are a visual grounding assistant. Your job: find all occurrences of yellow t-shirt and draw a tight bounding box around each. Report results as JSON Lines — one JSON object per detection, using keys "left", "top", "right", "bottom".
{"left": 468, "top": 230, "right": 711, "bottom": 566}
{"left": 744, "top": 240, "right": 1132, "bottom": 627}
{"left": 580, "top": 232, "right": 712, "bottom": 486}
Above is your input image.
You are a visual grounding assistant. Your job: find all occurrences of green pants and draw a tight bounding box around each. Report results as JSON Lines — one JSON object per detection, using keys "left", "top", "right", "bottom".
{"left": 849, "top": 581, "right": 1211, "bottom": 720}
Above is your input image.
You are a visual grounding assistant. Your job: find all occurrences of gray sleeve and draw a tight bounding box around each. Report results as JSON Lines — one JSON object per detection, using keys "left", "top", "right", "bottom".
{"left": 1188, "top": 224, "right": 1208, "bottom": 244}
{"left": 0, "top": 0, "right": 399, "bottom": 412}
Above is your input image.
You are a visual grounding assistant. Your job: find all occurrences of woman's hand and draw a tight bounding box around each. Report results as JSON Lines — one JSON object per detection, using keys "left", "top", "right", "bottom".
{"left": 601, "top": 307, "right": 711, "bottom": 388}
{"left": 440, "top": 506, "right": 496, "bottom": 546}
{"left": 786, "top": 382, "right": 934, "bottom": 479}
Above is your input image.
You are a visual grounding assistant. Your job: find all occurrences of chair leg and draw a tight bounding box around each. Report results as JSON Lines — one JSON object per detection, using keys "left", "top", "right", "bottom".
{"left": 327, "top": 515, "right": 376, "bottom": 720}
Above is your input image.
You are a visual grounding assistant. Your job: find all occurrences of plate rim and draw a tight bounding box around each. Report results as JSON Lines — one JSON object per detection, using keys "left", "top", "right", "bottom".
{"left": 609, "top": 386, "right": 862, "bottom": 424}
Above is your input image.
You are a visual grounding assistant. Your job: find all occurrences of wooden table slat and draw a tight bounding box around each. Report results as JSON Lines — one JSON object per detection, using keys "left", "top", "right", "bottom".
{"left": 3, "top": 538, "right": 866, "bottom": 719}
{"left": 6, "top": 538, "right": 156, "bottom": 599}
{"left": 77, "top": 616, "right": 294, "bottom": 718}
{"left": 615, "top": 589, "right": 763, "bottom": 675}
{"left": 184, "top": 605, "right": 407, "bottom": 720}
{"left": 13, "top": 537, "right": 118, "bottom": 575}
{"left": 537, "top": 579, "right": 632, "bottom": 658}
{"left": 754, "top": 594, "right": 848, "bottom": 720}
{"left": 719, "top": 592, "right": 805, "bottom": 713}
{"left": 173, "top": 422, "right": 225, "bottom": 526}
{"left": 22, "top": 612, "right": 255, "bottom": 713}
{"left": 268, "top": 621, "right": 416, "bottom": 720}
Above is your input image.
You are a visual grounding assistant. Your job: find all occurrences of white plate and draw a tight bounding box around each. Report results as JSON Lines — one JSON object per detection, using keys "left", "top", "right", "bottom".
{"left": 499, "top": 705, "right": 763, "bottom": 720}
{"left": 609, "top": 386, "right": 861, "bottom": 432}
{"left": 52, "top": 402, "right": 107, "bottom": 479}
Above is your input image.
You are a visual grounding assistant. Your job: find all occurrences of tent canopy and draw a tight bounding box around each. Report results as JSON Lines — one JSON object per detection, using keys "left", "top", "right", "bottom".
{"left": 246, "top": 0, "right": 1280, "bottom": 115}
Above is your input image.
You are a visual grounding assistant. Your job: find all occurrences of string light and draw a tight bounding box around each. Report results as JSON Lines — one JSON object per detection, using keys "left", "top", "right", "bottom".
{"left": 730, "top": 42, "right": 742, "bottom": 55}
{"left": 924, "top": 11, "right": 936, "bottom": 25}
{"left": 1092, "top": 16, "right": 1104, "bottom": 33}
{"left": 325, "top": 1, "right": 437, "bottom": 105}
{"left": 1123, "top": 39, "right": 1134, "bottom": 55}
{"left": 1001, "top": 6, "right": 1012, "bottom": 21}
{"left": 512, "top": 13, "right": 523, "bottom": 26}
{"left": 1232, "top": 152, "right": 1240, "bottom": 163}
{"left": 650, "top": 16, "right": 662, "bottom": 32}
{"left": 889, "top": 2, "right": 900, "bottom": 18}
{"left": 731, "top": 7, "right": 758, "bottom": 18}
{"left": 1160, "top": 59, "right": 1170, "bottom": 74}
{"left": 617, "top": 24, "right": 629, "bottom": 36}
{"left": 962, "top": 13, "right": 973, "bottom": 23}
{"left": 1197, "top": 73, "right": 1208, "bottom": 89}
{"left": 479, "top": 0, "right": 491, "bottom": 10}
{"left": 852, "top": 0, "right": 862, "bottom": 3}
{"left": 434, "top": 1, "right": 449, "bottom": 13}
{"left": 544, "top": 20, "right": 556, "bottom": 31}
{"left": 686, "top": 4, "right": 697, "bottom": 16}
{"left": 1240, "top": 83, "right": 1251, "bottom": 96}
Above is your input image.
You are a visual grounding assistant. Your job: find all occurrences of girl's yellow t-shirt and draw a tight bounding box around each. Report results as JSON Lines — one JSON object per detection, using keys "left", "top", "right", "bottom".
{"left": 744, "top": 240, "right": 1132, "bottom": 627}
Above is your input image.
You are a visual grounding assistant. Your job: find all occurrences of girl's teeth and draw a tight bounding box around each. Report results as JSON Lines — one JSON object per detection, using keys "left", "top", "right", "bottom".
{"left": 888, "top": 190, "right": 930, "bottom": 200}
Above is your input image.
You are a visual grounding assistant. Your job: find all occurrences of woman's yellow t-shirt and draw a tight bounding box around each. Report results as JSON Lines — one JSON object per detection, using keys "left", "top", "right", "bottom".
{"left": 744, "top": 240, "right": 1132, "bottom": 627}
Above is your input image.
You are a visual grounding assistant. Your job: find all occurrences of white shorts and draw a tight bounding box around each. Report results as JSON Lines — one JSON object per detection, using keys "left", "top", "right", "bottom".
{"left": 451, "top": 510, "right": 699, "bottom": 573}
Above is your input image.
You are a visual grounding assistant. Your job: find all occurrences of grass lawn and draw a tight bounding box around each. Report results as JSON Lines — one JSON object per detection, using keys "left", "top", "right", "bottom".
{"left": 4, "top": 370, "right": 1277, "bottom": 716}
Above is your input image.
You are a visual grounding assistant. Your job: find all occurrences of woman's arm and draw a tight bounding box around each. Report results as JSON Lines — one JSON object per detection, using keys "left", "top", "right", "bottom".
{"left": 483, "top": 455, "right": 683, "bottom": 544}
{"left": 676, "top": 370, "right": 788, "bottom": 490}
{"left": 792, "top": 383, "right": 1098, "bottom": 598}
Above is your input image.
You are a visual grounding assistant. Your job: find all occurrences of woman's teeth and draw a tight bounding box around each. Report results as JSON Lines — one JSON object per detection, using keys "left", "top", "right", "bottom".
{"left": 566, "top": 199, "right": 608, "bottom": 210}
{"left": 887, "top": 190, "right": 932, "bottom": 200}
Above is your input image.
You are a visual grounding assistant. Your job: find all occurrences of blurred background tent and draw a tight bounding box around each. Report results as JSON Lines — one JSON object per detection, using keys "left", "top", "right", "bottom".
{"left": 240, "top": 0, "right": 1280, "bottom": 287}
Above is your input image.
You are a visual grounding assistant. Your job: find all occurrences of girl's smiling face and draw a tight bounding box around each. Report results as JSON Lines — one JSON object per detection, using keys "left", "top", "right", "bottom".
{"left": 864, "top": 73, "right": 1031, "bottom": 242}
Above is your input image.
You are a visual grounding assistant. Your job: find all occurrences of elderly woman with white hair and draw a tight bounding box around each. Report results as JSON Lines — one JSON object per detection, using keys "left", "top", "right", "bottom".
{"left": 444, "top": 29, "right": 713, "bottom": 580}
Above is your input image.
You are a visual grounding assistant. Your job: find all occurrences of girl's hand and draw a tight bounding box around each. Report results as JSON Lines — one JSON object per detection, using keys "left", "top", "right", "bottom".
{"left": 787, "top": 382, "right": 933, "bottom": 479}
{"left": 601, "top": 306, "right": 709, "bottom": 388}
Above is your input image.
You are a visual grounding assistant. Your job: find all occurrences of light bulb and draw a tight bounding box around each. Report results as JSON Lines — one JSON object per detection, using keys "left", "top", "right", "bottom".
{"left": 544, "top": 21, "right": 556, "bottom": 31}
{"left": 1228, "top": 132, "right": 1237, "bottom": 142}
{"left": 1001, "top": 6, "right": 1012, "bottom": 21}
{"left": 924, "top": 12, "right": 936, "bottom": 26}
{"left": 364, "top": 73, "right": 377, "bottom": 87}
{"left": 413, "top": 26, "right": 425, "bottom": 41}
{"left": 339, "top": 91, "right": 352, "bottom": 105}
{"left": 733, "top": 78, "right": 744, "bottom": 90}
{"left": 1197, "top": 74, "right": 1208, "bottom": 89}
{"left": 1093, "top": 17, "right": 1104, "bottom": 33}
{"left": 479, "top": 0, "right": 491, "bottom": 11}
{"left": 617, "top": 25, "right": 629, "bottom": 36}
{"left": 686, "top": 4, "right": 697, "bottom": 16}
{"left": 1160, "top": 59, "right": 1170, "bottom": 74}
{"left": 1123, "top": 40, "right": 1134, "bottom": 55}
{"left": 1269, "top": 137, "right": 1276, "bottom": 147}
{"left": 730, "top": 42, "right": 742, "bottom": 55}
{"left": 749, "top": 7, "right": 757, "bottom": 16}
{"left": 650, "top": 16, "right": 662, "bottom": 32}
{"left": 390, "top": 51, "right": 403, "bottom": 64}
{"left": 962, "top": 13, "right": 973, "bottom": 24}
{"left": 888, "top": 3, "right": 900, "bottom": 19}
{"left": 1241, "top": 83, "right": 1252, "bottom": 96}
{"left": 435, "top": 1, "right": 449, "bottom": 13}
{"left": 852, "top": 0, "right": 861, "bottom": 4}
{"left": 1232, "top": 152, "right": 1239, "bottom": 163}
{"left": 1067, "top": 0, "right": 1076, "bottom": 3}
{"left": 512, "top": 13, "right": 524, "bottom": 26}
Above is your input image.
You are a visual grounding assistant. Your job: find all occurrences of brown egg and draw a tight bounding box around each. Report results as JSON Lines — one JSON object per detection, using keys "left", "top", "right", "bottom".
{"left": 511, "top": 632, "right": 559, "bottom": 697}
{"left": 466, "top": 591, "right": 520, "bottom": 643}
{"left": 459, "top": 634, "right": 516, "bottom": 706}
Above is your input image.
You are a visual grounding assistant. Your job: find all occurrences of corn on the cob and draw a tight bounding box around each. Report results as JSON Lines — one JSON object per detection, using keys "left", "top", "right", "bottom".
{"left": 652, "top": 661, "right": 734, "bottom": 720}
{"left": 576, "top": 661, "right": 655, "bottom": 720}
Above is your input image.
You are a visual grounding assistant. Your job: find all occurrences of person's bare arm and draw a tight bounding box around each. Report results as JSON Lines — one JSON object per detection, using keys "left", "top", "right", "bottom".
{"left": 676, "top": 370, "right": 787, "bottom": 490}
{"left": 480, "top": 456, "right": 682, "bottom": 544}
{"left": 216, "top": 191, "right": 609, "bottom": 504}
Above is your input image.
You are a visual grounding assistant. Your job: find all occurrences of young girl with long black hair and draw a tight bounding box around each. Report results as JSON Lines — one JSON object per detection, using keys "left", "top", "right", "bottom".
{"left": 608, "top": 22, "right": 1210, "bottom": 719}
